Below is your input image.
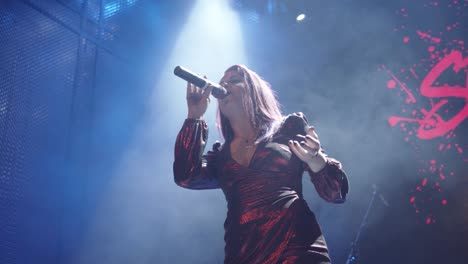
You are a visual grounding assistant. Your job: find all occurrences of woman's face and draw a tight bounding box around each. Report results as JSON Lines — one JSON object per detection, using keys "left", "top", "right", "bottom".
{"left": 218, "top": 69, "right": 246, "bottom": 116}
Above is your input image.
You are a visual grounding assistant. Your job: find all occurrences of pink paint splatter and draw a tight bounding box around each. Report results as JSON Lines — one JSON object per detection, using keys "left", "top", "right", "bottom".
{"left": 417, "top": 30, "right": 441, "bottom": 43}
{"left": 422, "top": 178, "right": 428, "bottom": 186}
{"left": 384, "top": 0, "right": 467, "bottom": 225}
{"left": 389, "top": 51, "right": 468, "bottom": 139}
{"left": 409, "top": 68, "right": 419, "bottom": 79}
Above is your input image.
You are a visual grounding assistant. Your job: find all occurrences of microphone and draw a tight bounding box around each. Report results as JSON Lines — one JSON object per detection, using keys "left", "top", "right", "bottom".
{"left": 174, "top": 66, "right": 229, "bottom": 99}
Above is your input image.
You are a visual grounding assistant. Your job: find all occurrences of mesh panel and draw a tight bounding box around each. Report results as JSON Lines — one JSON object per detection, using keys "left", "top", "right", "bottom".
{"left": 1, "top": 3, "right": 36, "bottom": 263}
{"left": 0, "top": 0, "right": 141, "bottom": 262}
{"left": 0, "top": 1, "right": 96, "bottom": 263}
{"left": 24, "top": 0, "right": 81, "bottom": 33}
{"left": 86, "top": 0, "right": 102, "bottom": 21}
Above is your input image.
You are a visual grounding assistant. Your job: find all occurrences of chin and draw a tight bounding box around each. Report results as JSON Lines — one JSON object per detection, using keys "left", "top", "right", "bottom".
{"left": 219, "top": 107, "right": 235, "bottom": 119}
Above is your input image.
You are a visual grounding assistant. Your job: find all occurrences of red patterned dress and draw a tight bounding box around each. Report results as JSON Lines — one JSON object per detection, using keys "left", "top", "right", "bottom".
{"left": 174, "top": 113, "right": 349, "bottom": 264}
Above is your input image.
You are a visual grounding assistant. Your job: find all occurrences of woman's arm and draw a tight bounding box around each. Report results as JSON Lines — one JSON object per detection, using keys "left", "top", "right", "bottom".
{"left": 305, "top": 155, "right": 348, "bottom": 203}
{"left": 173, "top": 118, "right": 220, "bottom": 190}
{"left": 287, "top": 112, "right": 349, "bottom": 203}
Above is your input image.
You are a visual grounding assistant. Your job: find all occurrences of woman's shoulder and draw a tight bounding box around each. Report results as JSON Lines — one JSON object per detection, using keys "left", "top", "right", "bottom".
{"left": 273, "top": 112, "right": 311, "bottom": 137}
{"left": 282, "top": 112, "right": 310, "bottom": 128}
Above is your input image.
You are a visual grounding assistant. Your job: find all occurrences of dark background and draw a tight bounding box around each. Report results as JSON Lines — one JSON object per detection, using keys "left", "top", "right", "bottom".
{"left": 0, "top": 0, "right": 467, "bottom": 263}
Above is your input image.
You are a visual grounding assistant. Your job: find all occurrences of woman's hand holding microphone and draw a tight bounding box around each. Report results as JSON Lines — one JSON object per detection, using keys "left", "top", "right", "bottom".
{"left": 186, "top": 79, "right": 213, "bottom": 120}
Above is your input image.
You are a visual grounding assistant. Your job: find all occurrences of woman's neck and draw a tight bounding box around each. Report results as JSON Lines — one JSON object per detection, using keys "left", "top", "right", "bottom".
{"left": 229, "top": 112, "right": 257, "bottom": 141}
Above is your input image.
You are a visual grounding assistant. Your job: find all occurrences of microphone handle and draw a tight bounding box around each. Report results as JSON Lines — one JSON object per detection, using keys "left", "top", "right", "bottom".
{"left": 174, "top": 66, "right": 228, "bottom": 99}
{"left": 174, "top": 66, "right": 208, "bottom": 89}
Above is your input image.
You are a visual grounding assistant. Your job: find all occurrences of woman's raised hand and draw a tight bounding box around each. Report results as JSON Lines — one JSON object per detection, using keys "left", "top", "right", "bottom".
{"left": 288, "top": 127, "right": 327, "bottom": 173}
{"left": 186, "top": 79, "right": 213, "bottom": 119}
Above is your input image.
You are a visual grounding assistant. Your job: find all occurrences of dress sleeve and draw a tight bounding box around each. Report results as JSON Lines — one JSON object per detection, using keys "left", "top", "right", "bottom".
{"left": 305, "top": 157, "right": 348, "bottom": 203}
{"left": 285, "top": 112, "right": 349, "bottom": 203}
{"left": 173, "top": 118, "right": 220, "bottom": 190}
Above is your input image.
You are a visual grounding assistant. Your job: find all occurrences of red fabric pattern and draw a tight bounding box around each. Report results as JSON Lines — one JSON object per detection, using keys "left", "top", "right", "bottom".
{"left": 173, "top": 113, "right": 349, "bottom": 263}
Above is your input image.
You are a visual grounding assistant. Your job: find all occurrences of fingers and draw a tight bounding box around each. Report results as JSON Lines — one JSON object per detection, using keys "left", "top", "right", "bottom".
{"left": 289, "top": 126, "right": 322, "bottom": 163}
{"left": 186, "top": 82, "right": 191, "bottom": 99}
{"left": 288, "top": 140, "right": 315, "bottom": 161}
{"left": 201, "top": 75, "right": 213, "bottom": 99}
{"left": 186, "top": 79, "right": 213, "bottom": 101}
{"left": 187, "top": 82, "right": 198, "bottom": 99}
{"left": 290, "top": 127, "right": 321, "bottom": 160}
{"left": 295, "top": 134, "right": 320, "bottom": 150}
{"left": 288, "top": 140, "right": 320, "bottom": 163}
{"left": 307, "top": 127, "right": 319, "bottom": 139}
{"left": 186, "top": 82, "right": 205, "bottom": 101}
{"left": 296, "top": 127, "right": 318, "bottom": 140}
{"left": 296, "top": 134, "right": 318, "bottom": 143}
{"left": 203, "top": 85, "right": 213, "bottom": 100}
{"left": 288, "top": 140, "right": 307, "bottom": 158}
{"left": 290, "top": 139, "right": 319, "bottom": 152}
{"left": 299, "top": 141, "right": 320, "bottom": 154}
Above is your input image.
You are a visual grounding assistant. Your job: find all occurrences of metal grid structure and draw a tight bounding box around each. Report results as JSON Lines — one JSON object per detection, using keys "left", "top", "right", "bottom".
{"left": 0, "top": 1, "right": 134, "bottom": 263}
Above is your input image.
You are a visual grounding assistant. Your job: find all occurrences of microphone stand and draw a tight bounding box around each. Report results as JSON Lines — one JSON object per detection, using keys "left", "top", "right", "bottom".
{"left": 345, "top": 186, "right": 379, "bottom": 264}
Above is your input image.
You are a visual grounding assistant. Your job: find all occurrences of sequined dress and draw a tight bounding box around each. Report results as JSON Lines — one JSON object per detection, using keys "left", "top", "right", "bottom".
{"left": 173, "top": 113, "right": 349, "bottom": 264}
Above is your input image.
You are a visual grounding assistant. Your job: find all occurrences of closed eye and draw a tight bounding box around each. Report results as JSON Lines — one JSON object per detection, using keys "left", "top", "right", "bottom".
{"left": 226, "top": 78, "right": 242, "bottom": 86}
{"left": 220, "top": 76, "right": 243, "bottom": 86}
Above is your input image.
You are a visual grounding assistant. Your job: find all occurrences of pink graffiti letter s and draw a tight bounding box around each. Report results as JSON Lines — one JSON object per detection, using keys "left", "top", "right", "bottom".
{"left": 389, "top": 50, "right": 468, "bottom": 139}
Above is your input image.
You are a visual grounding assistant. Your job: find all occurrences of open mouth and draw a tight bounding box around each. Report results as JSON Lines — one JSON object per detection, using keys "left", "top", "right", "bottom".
{"left": 212, "top": 89, "right": 231, "bottom": 100}
{"left": 219, "top": 92, "right": 231, "bottom": 100}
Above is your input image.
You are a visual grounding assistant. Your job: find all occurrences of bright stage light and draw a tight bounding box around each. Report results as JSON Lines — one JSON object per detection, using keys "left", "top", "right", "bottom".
{"left": 154, "top": 0, "right": 249, "bottom": 126}
{"left": 296, "top": 13, "right": 306, "bottom": 21}
{"left": 77, "top": 0, "right": 248, "bottom": 262}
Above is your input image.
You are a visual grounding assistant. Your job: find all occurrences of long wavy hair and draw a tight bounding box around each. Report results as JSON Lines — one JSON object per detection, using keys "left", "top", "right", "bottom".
{"left": 217, "top": 65, "right": 283, "bottom": 144}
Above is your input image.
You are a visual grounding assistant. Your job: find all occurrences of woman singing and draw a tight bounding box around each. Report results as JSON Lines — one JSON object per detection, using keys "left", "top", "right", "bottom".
{"left": 174, "top": 65, "right": 349, "bottom": 264}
